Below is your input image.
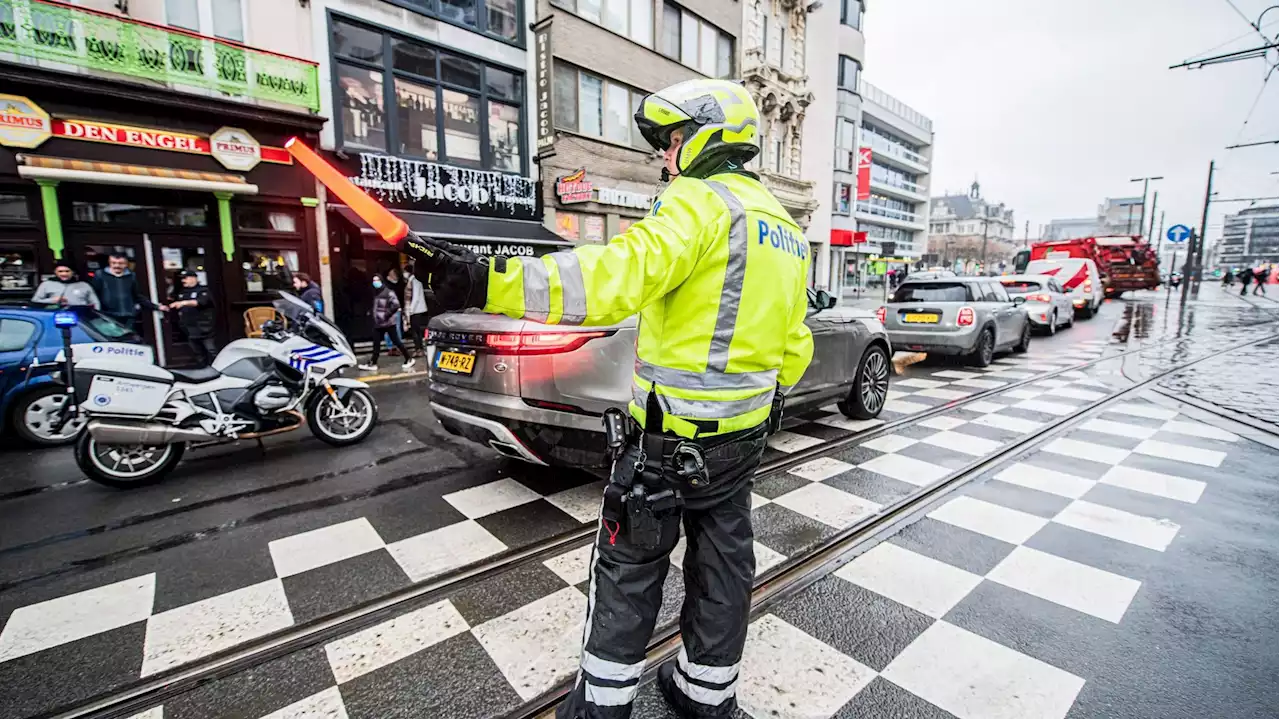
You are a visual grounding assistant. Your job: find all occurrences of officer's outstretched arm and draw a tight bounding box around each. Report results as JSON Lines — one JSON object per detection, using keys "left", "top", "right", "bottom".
{"left": 777, "top": 268, "right": 814, "bottom": 395}
{"left": 482, "top": 179, "right": 717, "bottom": 326}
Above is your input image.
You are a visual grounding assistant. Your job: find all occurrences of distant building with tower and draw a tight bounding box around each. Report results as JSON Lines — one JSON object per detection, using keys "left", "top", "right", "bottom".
{"left": 928, "top": 181, "right": 1016, "bottom": 270}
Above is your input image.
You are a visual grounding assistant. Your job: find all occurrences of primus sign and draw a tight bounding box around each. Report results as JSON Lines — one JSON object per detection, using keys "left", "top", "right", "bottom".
{"left": 345, "top": 152, "right": 538, "bottom": 221}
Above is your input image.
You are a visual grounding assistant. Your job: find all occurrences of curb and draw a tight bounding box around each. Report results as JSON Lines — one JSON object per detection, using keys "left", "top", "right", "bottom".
{"left": 359, "top": 370, "right": 429, "bottom": 385}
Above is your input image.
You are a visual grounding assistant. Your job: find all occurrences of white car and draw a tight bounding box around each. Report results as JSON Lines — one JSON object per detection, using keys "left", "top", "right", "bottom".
{"left": 1024, "top": 258, "right": 1104, "bottom": 318}
{"left": 999, "top": 275, "right": 1075, "bottom": 335}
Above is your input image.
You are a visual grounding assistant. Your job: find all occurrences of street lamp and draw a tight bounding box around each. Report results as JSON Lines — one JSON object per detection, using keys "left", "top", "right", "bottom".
{"left": 1130, "top": 176, "right": 1164, "bottom": 239}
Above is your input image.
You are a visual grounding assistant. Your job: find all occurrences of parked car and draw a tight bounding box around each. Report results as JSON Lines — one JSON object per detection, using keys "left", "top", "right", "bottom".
{"left": 1024, "top": 258, "right": 1104, "bottom": 318}
{"left": 909, "top": 269, "right": 958, "bottom": 280}
{"left": 999, "top": 275, "right": 1075, "bottom": 335}
{"left": 426, "top": 289, "right": 891, "bottom": 472}
{"left": 877, "top": 277, "right": 1031, "bottom": 367}
{"left": 0, "top": 305, "right": 148, "bottom": 446}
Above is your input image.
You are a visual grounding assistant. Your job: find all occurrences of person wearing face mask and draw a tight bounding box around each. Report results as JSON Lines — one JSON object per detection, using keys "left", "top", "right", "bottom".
{"left": 400, "top": 79, "right": 812, "bottom": 719}
{"left": 358, "top": 274, "right": 414, "bottom": 372}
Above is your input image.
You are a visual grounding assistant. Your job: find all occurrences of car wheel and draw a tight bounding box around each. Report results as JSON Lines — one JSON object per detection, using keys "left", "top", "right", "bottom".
{"left": 967, "top": 328, "right": 995, "bottom": 367}
{"left": 1046, "top": 311, "right": 1057, "bottom": 336}
{"left": 1013, "top": 322, "right": 1032, "bottom": 353}
{"left": 12, "top": 385, "right": 87, "bottom": 447}
{"left": 1065, "top": 310, "right": 1075, "bottom": 328}
{"left": 838, "top": 344, "right": 890, "bottom": 419}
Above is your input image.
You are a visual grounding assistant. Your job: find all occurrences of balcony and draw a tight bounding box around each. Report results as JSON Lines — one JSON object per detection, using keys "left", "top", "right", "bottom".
{"left": 855, "top": 201, "right": 924, "bottom": 230}
{"left": 864, "top": 134, "right": 928, "bottom": 173}
{"left": 762, "top": 171, "right": 818, "bottom": 218}
{"left": 869, "top": 175, "right": 926, "bottom": 202}
{"left": 0, "top": 0, "right": 319, "bottom": 113}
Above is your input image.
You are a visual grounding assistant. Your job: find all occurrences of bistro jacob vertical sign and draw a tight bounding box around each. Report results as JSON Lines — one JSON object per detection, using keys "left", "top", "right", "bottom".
{"left": 533, "top": 18, "right": 555, "bottom": 156}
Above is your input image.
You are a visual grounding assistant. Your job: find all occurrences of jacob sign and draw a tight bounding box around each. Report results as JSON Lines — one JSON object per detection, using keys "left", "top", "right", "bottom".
{"left": 339, "top": 151, "right": 539, "bottom": 221}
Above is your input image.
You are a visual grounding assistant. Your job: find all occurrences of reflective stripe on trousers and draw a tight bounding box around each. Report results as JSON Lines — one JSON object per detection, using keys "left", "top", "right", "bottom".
{"left": 632, "top": 380, "right": 773, "bottom": 420}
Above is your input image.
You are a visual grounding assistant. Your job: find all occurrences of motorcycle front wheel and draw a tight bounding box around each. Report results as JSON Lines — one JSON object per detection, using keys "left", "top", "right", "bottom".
{"left": 74, "top": 433, "right": 185, "bottom": 489}
{"left": 308, "top": 388, "right": 378, "bottom": 447}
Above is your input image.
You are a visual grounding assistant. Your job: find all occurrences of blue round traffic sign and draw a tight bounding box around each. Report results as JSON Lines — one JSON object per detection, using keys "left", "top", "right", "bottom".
{"left": 1166, "top": 224, "right": 1191, "bottom": 244}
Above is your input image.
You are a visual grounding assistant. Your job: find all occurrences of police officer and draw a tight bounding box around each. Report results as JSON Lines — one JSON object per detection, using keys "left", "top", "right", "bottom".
{"left": 407, "top": 79, "right": 812, "bottom": 718}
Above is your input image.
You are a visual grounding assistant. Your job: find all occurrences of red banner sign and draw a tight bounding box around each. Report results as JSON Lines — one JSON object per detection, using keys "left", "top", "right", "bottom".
{"left": 50, "top": 119, "right": 291, "bottom": 167}
{"left": 856, "top": 147, "right": 872, "bottom": 201}
{"left": 853, "top": 231, "right": 868, "bottom": 244}
{"left": 831, "top": 229, "right": 853, "bottom": 246}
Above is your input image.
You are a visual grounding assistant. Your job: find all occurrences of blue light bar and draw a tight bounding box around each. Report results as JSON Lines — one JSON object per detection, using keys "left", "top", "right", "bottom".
{"left": 53, "top": 311, "right": 78, "bottom": 328}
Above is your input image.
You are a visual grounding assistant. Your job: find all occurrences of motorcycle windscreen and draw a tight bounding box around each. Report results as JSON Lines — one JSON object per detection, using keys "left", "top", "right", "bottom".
{"left": 274, "top": 292, "right": 355, "bottom": 357}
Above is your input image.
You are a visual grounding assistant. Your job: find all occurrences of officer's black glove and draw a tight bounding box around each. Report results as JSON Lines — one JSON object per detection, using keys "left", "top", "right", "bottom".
{"left": 394, "top": 231, "right": 490, "bottom": 311}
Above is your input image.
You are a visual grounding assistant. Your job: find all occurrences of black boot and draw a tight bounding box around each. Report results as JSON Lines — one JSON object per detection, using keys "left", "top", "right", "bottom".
{"left": 656, "top": 661, "right": 738, "bottom": 718}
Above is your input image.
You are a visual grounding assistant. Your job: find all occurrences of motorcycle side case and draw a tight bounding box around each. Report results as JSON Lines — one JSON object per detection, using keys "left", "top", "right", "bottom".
{"left": 73, "top": 359, "right": 174, "bottom": 417}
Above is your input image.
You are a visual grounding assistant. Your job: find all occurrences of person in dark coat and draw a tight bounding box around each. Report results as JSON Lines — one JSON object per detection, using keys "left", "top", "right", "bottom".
{"left": 291, "top": 272, "right": 324, "bottom": 313}
{"left": 168, "top": 270, "right": 218, "bottom": 367}
{"left": 92, "top": 252, "right": 163, "bottom": 332}
{"left": 358, "top": 274, "right": 414, "bottom": 372}
{"left": 1239, "top": 267, "right": 1254, "bottom": 296}
{"left": 1253, "top": 265, "right": 1270, "bottom": 296}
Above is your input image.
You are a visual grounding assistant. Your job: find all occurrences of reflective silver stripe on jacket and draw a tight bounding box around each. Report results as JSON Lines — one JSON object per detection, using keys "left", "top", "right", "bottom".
{"left": 549, "top": 252, "right": 588, "bottom": 325}
{"left": 581, "top": 651, "right": 646, "bottom": 682}
{"left": 584, "top": 681, "right": 639, "bottom": 707}
{"left": 678, "top": 648, "right": 739, "bottom": 684}
{"left": 673, "top": 672, "right": 739, "bottom": 706}
{"left": 632, "top": 383, "right": 773, "bottom": 419}
{"left": 522, "top": 257, "right": 551, "bottom": 323}
{"left": 636, "top": 359, "right": 777, "bottom": 392}
{"left": 702, "top": 180, "right": 748, "bottom": 373}
{"left": 779, "top": 383, "right": 796, "bottom": 396}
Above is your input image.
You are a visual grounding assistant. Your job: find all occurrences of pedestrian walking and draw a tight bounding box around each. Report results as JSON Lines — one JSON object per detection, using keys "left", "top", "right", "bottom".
{"left": 1253, "top": 265, "right": 1270, "bottom": 296}
{"left": 402, "top": 263, "right": 431, "bottom": 357}
{"left": 92, "top": 252, "right": 164, "bottom": 332}
{"left": 417, "top": 79, "right": 810, "bottom": 719}
{"left": 357, "top": 274, "right": 414, "bottom": 372}
{"left": 291, "top": 272, "right": 324, "bottom": 313}
{"left": 32, "top": 261, "right": 100, "bottom": 309}
{"left": 382, "top": 267, "right": 405, "bottom": 357}
{"left": 1239, "top": 267, "right": 1254, "bottom": 295}
{"left": 168, "top": 270, "right": 218, "bottom": 367}
{"left": 1221, "top": 270, "right": 1233, "bottom": 288}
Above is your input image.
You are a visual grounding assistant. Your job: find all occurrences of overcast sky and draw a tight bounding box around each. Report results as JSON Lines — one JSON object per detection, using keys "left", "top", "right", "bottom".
{"left": 863, "top": 0, "right": 1279, "bottom": 244}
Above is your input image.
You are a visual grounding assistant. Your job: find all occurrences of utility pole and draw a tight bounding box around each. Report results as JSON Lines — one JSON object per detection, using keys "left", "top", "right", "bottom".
{"left": 1023, "top": 219, "right": 1030, "bottom": 248}
{"left": 1146, "top": 190, "right": 1159, "bottom": 243}
{"left": 1181, "top": 160, "right": 1215, "bottom": 302}
{"left": 1130, "top": 175, "right": 1163, "bottom": 239}
{"left": 1154, "top": 210, "right": 1166, "bottom": 268}
{"left": 980, "top": 214, "right": 989, "bottom": 270}
{"left": 1192, "top": 160, "right": 1214, "bottom": 295}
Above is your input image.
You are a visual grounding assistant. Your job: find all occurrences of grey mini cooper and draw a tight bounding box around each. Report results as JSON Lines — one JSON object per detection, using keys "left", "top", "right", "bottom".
{"left": 877, "top": 277, "right": 1031, "bottom": 367}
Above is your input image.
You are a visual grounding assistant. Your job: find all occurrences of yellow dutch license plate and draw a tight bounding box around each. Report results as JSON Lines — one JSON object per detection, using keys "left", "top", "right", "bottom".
{"left": 435, "top": 350, "right": 476, "bottom": 375}
{"left": 903, "top": 313, "right": 940, "bottom": 324}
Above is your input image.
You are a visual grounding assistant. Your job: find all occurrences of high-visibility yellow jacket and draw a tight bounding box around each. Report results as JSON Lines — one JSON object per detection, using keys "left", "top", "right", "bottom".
{"left": 483, "top": 171, "right": 813, "bottom": 438}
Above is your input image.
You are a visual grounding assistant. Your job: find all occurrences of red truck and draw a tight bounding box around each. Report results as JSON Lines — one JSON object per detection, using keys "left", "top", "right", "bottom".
{"left": 1013, "top": 236, "right": 1160, "bottom": 298}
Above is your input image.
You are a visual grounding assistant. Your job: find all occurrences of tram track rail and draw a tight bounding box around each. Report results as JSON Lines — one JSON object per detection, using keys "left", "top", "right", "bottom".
{"left": 37, "top": 325, "right": 1278, "bottom": 719}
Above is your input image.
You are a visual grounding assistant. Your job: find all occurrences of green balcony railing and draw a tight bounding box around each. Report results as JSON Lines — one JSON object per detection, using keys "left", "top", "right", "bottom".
{"left": 0, "top": 0, "right": 319, "bottom": 112}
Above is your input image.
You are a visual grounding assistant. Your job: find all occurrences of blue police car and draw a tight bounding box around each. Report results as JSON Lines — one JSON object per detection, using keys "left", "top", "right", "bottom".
{"left": 0, "top": 305, "right": 147, "bottom": 446}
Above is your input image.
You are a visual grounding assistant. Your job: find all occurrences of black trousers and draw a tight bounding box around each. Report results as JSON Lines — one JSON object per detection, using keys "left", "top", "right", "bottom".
{"left": 557, "top": 426, "right": 768, "bottom": 719}
{"left": 370, "top": 326, "right": 407, "bottom": 364}
{"left": 408, "top": 312, "right": 430, "bottom": 352}
{"left": 187, "top": 336, "right": 217, "bottom": 367}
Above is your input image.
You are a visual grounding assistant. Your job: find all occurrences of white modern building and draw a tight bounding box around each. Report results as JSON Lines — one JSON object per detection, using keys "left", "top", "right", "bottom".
{"left": 840, "top": 79, "right": 932, "bottom": 296}
{"left": 800, "top": 0, "right": 864, "bottom": 291}
{"left": 1216, "top": 204, "right": 1279, "bottom": 268}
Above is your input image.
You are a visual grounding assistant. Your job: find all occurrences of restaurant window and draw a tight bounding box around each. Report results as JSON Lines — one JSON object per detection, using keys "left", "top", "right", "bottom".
{"left": 71, "top": 203, "right": 208, "bottom": 227}
{"left": 838, "top": 55, "right": 860, "bottom": 91}
{"left": 554, "top": 62, "right": 649, "bottom": 150}
{"left": 557, "top": 0, "right": 650, "bottom": 45}
{"left": 661, "top": 2, "right": 732, "bottom": 77}
{"left": 0, "top": 194, "right": 30, "bottom": 222}
{"left": 235, "top": 208, "right": 300, "bottom": 233}
{"left": 331, "top": 17, "right": 526, "bottom": 173}
{"left": 583, "top": 215, "right": 606, "bottom": 244}
{"left": 556, "top": 212, "right": 581, "bottom": 241}
{"left": 0, "top": 247, "right": 37, "bottom": 292}
{"left": 242, "top": 249, "right": 300, "bottom": 294}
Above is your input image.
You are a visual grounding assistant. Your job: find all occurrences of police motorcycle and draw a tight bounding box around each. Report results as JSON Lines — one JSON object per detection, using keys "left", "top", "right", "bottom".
{"left": 70, "top": 292, "right": 377, "bottom": 488}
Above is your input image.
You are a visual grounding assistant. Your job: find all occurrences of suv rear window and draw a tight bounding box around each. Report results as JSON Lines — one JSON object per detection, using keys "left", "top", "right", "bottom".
{"left": 892, "top": 283, "right": 972, "bottom": 303}
{"left": 1000, "top": 280, "right": 1043, "bottom": 293}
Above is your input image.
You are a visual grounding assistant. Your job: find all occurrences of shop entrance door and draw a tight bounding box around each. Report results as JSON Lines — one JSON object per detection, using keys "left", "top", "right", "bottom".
{"left": 150, "top": 236, "right": 222, "bottom": 368}
{"left": 69, "top": 235, "right": 157, "bottom": 344}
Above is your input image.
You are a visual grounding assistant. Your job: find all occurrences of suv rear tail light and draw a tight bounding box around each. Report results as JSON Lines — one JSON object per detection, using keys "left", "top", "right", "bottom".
{"left": 1083, "top": 279, "right": 1093, "bottom": 293}
{"left": 485, "top": 331, "right": 608, "bottom": 355}
{"left": 875, "top": 306, "right": 886, "bottom": 323}
{"left": 1028, "top": 293, "right": 1052, "bottom": 303}
{"left": 957, "top": 307, "right": 975, "bottom": 326}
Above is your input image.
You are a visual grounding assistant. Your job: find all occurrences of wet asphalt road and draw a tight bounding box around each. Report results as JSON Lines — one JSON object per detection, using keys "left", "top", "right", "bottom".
{"left": 0, "top": 286, "right": 1275, "bottom": 719}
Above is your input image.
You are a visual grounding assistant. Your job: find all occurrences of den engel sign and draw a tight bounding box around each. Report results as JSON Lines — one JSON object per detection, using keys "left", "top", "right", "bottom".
{"left": 342, "top": 151, "right": 539, "bottom": 221}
